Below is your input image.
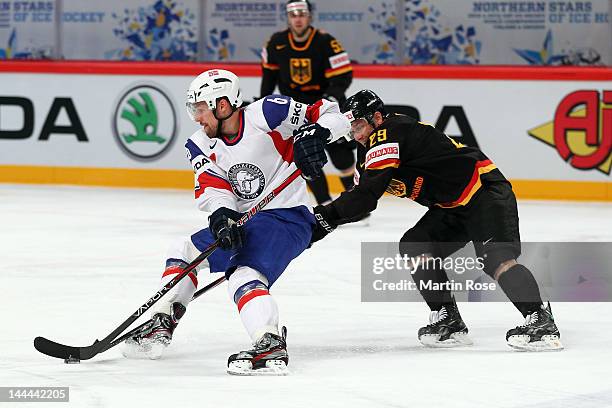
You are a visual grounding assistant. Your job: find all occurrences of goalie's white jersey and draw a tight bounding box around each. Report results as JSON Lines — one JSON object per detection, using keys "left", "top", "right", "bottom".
{"left": 185, "top": 95, "right": 350, "bottom": 214}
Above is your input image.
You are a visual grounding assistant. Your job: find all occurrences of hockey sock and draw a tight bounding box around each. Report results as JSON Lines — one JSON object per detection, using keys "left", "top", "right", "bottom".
{"left": 233, "top": 281, "right": 279, "bottom": 342}
{"left": 412, "top": 263, "right": 454, "bottom": 311}
{"left": 228, "top": 267, "right": 279, "bottom": 342}
{"left": 150, "top": 260, "right": 197, "bottom": 316}
{"left": 238, "top": 287, "right": 279, "bottom": 342}
{"left": 497, "top": 264, "right": 543, "bottom": 317}
{"left": 339, "top": 174, "right": 354, "bottom": 191}
{"left": 307, "top": 177, "right": 332, "bottom": 205}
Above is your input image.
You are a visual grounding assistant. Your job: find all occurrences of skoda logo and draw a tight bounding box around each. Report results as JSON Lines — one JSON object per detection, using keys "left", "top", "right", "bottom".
{"left": 228, "top": 163, "right": 266, "bottom": 200}
{"left": 112, "top": 84, "right": 177, "bottom": 160}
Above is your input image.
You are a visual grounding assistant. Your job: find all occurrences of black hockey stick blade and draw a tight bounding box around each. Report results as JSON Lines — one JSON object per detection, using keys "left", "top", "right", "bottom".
{"left": 34, "top": 337, "right": 101, "bottom": 361}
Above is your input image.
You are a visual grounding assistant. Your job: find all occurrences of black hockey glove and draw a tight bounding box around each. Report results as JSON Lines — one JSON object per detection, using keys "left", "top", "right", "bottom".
{"left": 293, "top": 123, "right": 331, "bottom": 181}
{"left": 310, "top": 205, "right": 337, "bottom": 245}
{"left": 209, "top": 207, "right": 245, "bottom": 250}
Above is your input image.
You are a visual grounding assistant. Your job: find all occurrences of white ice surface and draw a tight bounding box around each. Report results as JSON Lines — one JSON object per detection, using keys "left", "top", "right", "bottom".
{"left": 1, "top": 184, "right": 612, "bottom": 408}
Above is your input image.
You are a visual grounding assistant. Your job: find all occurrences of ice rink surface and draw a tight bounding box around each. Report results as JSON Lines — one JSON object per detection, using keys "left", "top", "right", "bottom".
{"left": 1, "top": 184, "right": 612, "bottom": 408}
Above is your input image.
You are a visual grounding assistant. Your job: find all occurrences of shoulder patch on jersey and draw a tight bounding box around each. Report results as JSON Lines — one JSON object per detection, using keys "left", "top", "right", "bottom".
{"left": 185, "top": 139, "right": 204, "bottom": 162}
{"left": 329, "top": 52, "right": 350, "bottom": 69}
{"left": 262, "top": 95, "right": 291, "bottom": 130}
{"left": 365, "top": 142, "right": 400, "bottom": 170}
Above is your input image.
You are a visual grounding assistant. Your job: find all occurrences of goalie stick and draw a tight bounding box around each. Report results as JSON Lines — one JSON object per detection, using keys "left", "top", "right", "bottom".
{"left": 34, "top": 168, "right": 302, "bottom": 362}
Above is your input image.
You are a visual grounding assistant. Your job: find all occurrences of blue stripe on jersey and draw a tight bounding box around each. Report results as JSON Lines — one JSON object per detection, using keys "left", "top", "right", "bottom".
{"left": 185, "top": 139, "right": 204, "bottom": 160}
{"left": 166, "top": 258, "right": 189, "bottom": 269}
{"left": 262, "top": 95, "right": 291, "bottom": 130}
{"left": 203, "top": 169, "right": 227, "bottom": 181}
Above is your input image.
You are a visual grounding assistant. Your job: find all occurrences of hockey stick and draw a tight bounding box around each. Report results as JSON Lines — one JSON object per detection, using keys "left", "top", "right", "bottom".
{"left": 34, "top": 168, "right": 302, "bottom": 362}
{"left": 101, "top": 274, "right": 226, "bottom": 353}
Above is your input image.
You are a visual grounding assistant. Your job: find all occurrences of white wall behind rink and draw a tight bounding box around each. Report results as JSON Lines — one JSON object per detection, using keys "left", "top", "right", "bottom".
{"left": 0, "top": 72, "right": 610, "bottom": 186}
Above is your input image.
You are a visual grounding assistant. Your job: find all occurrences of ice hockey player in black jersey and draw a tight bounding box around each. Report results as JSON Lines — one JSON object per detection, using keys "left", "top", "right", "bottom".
{"left": 261, "top": 0, "right": 358, "bottom": 207}
{"left": 292, "top": 89, "right": 563, "bottom": 351}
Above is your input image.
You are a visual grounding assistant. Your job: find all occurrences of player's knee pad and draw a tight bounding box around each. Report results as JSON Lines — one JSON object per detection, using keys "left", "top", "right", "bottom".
{"left": 227, "top": 266, "right": 270, "bottom": 312}
{"left": 481, "top": 247, "right": 517, "bottom": 278}
{"left": 166, "top": 236, "right": 209, "bottom": 271}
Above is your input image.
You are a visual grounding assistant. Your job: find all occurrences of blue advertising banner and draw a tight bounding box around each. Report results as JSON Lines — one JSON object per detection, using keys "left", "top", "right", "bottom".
{"left": 401, "top": 0, "right": 611, "bottom": 65}
{"left": 1, "top": 0, "right": 610, "bottom": 64}
{"left": 62, "top": 0, "right": 199, "bottom": 61}
{"left": 0, "top": 0, "right": 56, "bottom": 59}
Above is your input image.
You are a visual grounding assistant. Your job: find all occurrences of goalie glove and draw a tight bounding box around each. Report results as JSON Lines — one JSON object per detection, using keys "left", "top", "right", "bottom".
{"left": 209, "top": 207, "right": 245, "bottom": 250}
{"left": 293, "top": 123, "right": 331, "bottom": 180}
{"left": 310, "top": 205, "right": 337, "bottom": 245}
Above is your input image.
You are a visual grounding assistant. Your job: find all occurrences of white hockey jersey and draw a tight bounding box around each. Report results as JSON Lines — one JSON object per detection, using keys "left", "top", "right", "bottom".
{"left": 185, "top": 95, "right": 350, "bottom": 214}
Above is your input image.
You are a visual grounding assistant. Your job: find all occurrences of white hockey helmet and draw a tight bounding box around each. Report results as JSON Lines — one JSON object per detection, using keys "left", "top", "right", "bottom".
{"left": 186, "top": 69, "right": 243, "bottom": 120}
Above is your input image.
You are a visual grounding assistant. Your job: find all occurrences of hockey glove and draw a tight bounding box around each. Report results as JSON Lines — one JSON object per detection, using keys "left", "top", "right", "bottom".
{"left": 293, "top": 123, "right": 331, "bottom": 181}
{"left": 209, "top": 207, "right": 245, "bottom": 250}
{"left": 310, "top": 205, "right": 337, "bottom": 245}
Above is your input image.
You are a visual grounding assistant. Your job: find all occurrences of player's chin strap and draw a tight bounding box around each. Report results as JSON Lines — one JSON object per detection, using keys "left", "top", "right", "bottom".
{"left": 212, "top": 99, "right": 239, "bottom": 140}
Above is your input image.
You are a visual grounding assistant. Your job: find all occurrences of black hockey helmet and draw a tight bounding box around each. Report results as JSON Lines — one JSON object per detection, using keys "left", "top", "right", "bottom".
{"left": 341, "top": 89, "right": 387, "bottom": 127}
{"left": 286, "top": 0, "right": 312, "bottom": 14}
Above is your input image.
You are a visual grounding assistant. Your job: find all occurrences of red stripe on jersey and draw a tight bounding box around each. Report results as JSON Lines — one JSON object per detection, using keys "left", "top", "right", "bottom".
{"left": 221, "top": 110, "right": 245, "bottom": 146}
{"left": 306, "top": 99, "right": 324, "bottom": 123}
{"left": 366, "top": 157, "right": 401, "bottom": 170}
{"left": 237, "top": 289, "right": 269, "bottom": 312}
{"left": 267, "top": 131, "right": 294, "bottom": 163}
{"left": 195, "top": 171, "right": 232, "bottom": 199}
{"left": 162, "top": 267, "right": 198, "bottom": 287}
{"left": 437, "top": 160, "right": 494, "bottom": 207}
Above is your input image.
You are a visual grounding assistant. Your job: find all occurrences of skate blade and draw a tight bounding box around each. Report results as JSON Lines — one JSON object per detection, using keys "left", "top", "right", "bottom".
{"left": 419, "top": 332, "right": 474, "bottom": 348}
{"left": 507, "top": 334, "right": 564, "bottom": 352}
{"left": 121, "top": 339, "right": 168, "bottom": 360}
{"left": 227, "top": 360, "right": 289, "bottom": 376}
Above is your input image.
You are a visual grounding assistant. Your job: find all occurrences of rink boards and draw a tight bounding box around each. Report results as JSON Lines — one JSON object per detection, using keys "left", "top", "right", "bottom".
{"left": 0, "top": 62, "right": 610, "bottom": 201}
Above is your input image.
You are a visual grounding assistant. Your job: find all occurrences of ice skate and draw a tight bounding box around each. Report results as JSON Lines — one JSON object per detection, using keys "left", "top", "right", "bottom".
{"left": 227, "top": 327, "right": 289, "bottom": 376}
{"left": 506, "top": 303, "right": 563, "bottom": 351}
{"left": 121, "top": 303, "right": 184, "bottom": 360}
{"left": 418, "top": 299, "right": 473, "bottom": 348}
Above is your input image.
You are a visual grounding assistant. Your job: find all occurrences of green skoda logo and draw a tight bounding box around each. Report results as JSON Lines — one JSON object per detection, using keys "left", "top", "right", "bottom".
{"left": 113, "top": 84, "right": 177, "bottom": 160}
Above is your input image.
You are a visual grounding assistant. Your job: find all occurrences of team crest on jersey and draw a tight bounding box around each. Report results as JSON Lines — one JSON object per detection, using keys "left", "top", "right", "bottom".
{"left": 290, "top": 58, "right": 312, "bottom": 85}
{"left": 228, "top": 163, "right": 266, "bottom": 199}
{"left": 386, "top": 179, "right": 407, "bottom": 198}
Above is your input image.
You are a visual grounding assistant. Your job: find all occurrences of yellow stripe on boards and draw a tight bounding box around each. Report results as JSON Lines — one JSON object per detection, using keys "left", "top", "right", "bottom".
{"left": 0, "top": 165, "right": 610, "bottom": 201}
{"left": 0, "top": 165, "right": 193, "bottom": 189}
{"left": 510, "top": 179, "right": 611, "bottom": 202}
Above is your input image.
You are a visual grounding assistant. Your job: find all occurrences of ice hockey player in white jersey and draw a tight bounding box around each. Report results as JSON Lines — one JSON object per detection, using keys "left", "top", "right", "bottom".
{"left": 121, "top": 69, "right": 350, "bottom": 375}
